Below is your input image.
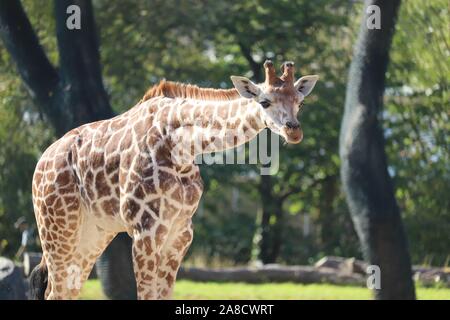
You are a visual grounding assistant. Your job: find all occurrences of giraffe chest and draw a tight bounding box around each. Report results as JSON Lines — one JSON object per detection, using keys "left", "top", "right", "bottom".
{"left": 72, "top": 124, "right": 203, "bottom": 226}
{"left": 152, "top": 164, "right": 204, "bottom": 217}
{"left": 179, "top": 167, "right": 204, "bottom": 214}
{"left": 117, "top": 160, "right": 203, "bottom": 225}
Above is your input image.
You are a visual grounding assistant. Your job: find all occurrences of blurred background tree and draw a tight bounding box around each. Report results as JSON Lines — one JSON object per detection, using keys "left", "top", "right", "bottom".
{"left": 340, "top": 0, "right": 415, "bottom": 299}
{"left": 0, "top": 0, "right": 448, "bottom": 273}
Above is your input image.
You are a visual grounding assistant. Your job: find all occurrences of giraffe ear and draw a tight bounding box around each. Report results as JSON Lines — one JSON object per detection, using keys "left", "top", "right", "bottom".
{"left": 230, "top": 76, "right": 261, "bottom": 99}
{"left": 294, "top": 75, "right": 319, "bottom": 97}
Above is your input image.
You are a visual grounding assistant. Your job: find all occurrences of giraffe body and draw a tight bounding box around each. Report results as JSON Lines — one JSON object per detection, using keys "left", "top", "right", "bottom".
{"left": 31, "top": 61, "right": 318, "bottom": 299}
{"left": 32, "top": 97, "right": 205, "bottom": 299}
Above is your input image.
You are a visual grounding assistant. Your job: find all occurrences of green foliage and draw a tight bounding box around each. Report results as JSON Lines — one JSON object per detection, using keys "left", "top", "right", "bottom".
{"left": 385, "top": 0, "right": 449, "bottom": 266}
{"left": 93, "top": 0, "right": 361, "bottom": 264}
{"left": 0, "top": 44, "right": 53, "bottom": 255}
{"left": 187, "top": 185, "right": 257, "bottom": 265}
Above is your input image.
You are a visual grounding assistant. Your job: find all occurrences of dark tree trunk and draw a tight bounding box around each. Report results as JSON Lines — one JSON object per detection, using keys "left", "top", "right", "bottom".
{"left": 339, "top": 0, "right": 415, "bottom": 299}
{"left": 238, "top": 54, "right": 284, "bottom": 265}
{"left": 0, "top": 0, "right": 114, "bottom": 135}
{"left": 0, "top": 0, "right": 134, "bottom": 299}
{"left": 317, "top": 176, "right": 338, "bottom": 252}
{"left": 258, "top": 175, "right": 283, "bottom": 264}
{"left": 54, "top": 0, "right": 114, "bottom": 129}
{"left": 270, "top": 202, "right": 284, "bottom": 263}
{"left": 95, "top": 233, "right": 137, "bottom": 299}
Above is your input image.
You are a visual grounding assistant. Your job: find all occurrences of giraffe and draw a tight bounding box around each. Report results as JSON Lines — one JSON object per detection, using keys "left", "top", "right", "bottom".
{"left": 29, "top": 60, "right": 318, "bottom": 300}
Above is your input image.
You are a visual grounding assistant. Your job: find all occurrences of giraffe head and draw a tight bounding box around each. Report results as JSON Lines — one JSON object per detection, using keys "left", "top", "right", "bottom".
{"left": 231, "top": 60, "right": 318, "bottom": 144}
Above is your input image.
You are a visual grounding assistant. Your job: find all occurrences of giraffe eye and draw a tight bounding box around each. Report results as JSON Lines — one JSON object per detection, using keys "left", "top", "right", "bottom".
{"left": 260, "top": 100, "right": 271, "bottom": 108}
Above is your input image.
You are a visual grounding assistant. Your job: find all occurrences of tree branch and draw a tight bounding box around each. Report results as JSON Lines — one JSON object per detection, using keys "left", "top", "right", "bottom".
{"left": 0, "top": 0, "right": 59, "bottom": 105}
{"left": 223, "top": 23, "right": 263, "bottom": 82}
{"left": 237, "top": 41, "right": 263, "bottom": 82}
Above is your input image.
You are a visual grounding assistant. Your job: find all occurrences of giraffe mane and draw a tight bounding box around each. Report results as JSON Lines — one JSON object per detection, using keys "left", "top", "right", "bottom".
{"left": 141, "top": 80, "right": 241, "bottom": 102}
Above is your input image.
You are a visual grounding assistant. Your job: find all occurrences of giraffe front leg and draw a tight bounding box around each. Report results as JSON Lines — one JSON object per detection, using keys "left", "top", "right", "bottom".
{"left": 122, "top": 166, "right": 187, "bottom": 299}
{"left": 157, "top": 216, "right": 194, "bottom": 299}
{"left": 132, "top": 221, "right": 171, "bottom": 300}
{"left": 132, "top": 232, "right": 159, "bottom": 300}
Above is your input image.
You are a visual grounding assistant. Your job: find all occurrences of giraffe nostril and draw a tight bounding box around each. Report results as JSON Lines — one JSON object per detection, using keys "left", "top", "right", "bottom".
{"left": 285, "top": 121, "right": 300, "bottom": 130}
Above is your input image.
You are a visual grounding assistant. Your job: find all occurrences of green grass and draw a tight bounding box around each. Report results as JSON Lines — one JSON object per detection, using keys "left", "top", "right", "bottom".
{"left": 80, "top": 279, "right": 450, "bottom": 300}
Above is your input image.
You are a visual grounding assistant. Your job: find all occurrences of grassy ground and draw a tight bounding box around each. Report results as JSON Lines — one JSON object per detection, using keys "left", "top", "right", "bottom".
{"left": 80, "top": 279, "right": 450, "bottom": 300}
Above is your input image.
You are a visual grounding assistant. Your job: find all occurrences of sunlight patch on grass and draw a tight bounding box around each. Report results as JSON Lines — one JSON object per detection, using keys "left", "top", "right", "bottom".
{"left": 79, "top": 279, "right": 106, "bottom": 300}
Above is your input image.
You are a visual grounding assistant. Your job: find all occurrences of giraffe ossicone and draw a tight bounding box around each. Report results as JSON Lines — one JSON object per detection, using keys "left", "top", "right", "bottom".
{"left": 31, "top": 61, "right": 318, "bottom": 299}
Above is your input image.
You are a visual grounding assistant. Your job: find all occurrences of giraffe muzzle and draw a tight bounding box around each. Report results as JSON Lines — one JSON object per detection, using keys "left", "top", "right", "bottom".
{"left": 283, "top": 122, "right": 303, "bottom": 144}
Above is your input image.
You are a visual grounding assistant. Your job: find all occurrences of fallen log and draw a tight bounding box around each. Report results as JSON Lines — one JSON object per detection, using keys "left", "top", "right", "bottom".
{"left": 177, "top": 257, "right": 450, "bottom": 287}
{"left": 412, "top": 266, "right": 450, "bottom": 287}
{"left": 315, "top": 256, "right": 368, "bottom": 275}
{"left": 178, "top": 264, "right": 366, "bottom": 286}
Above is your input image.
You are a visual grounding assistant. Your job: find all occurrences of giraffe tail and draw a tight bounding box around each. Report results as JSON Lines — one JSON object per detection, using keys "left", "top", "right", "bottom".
{"left": 29, "top": 258, "right": 48, "bottom": 300}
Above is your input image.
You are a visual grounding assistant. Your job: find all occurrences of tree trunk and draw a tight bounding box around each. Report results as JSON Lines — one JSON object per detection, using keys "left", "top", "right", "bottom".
{"left": 178, "top": 264, "right": 365, "bottom": 286}
{"left": 53, "top": 0, "right": 114, "bottom": 130}
{"left": 339, "top": 0, "right": 415, "bottom": 299}
{"left": 317, "top": 176, "right": 338, "bottom": 252}
{"left": 95, "top": 233, "right": 137, "bottom": 299}
{"left": 0, "top": 0, "right": 134, "bottom": 299}
{"left": 0, "top": 0, "right": 114, "bottom": 135}
{"left": 258, "top": 175, "right": 283, "bottom": 264}
{"left": 237, "top": 53, "right": 286, "bottom": 265}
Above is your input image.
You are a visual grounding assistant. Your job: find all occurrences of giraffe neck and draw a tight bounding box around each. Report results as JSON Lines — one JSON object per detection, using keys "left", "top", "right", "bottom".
{"left": 154, "top": 97, "right": 266, "bottom": 164}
